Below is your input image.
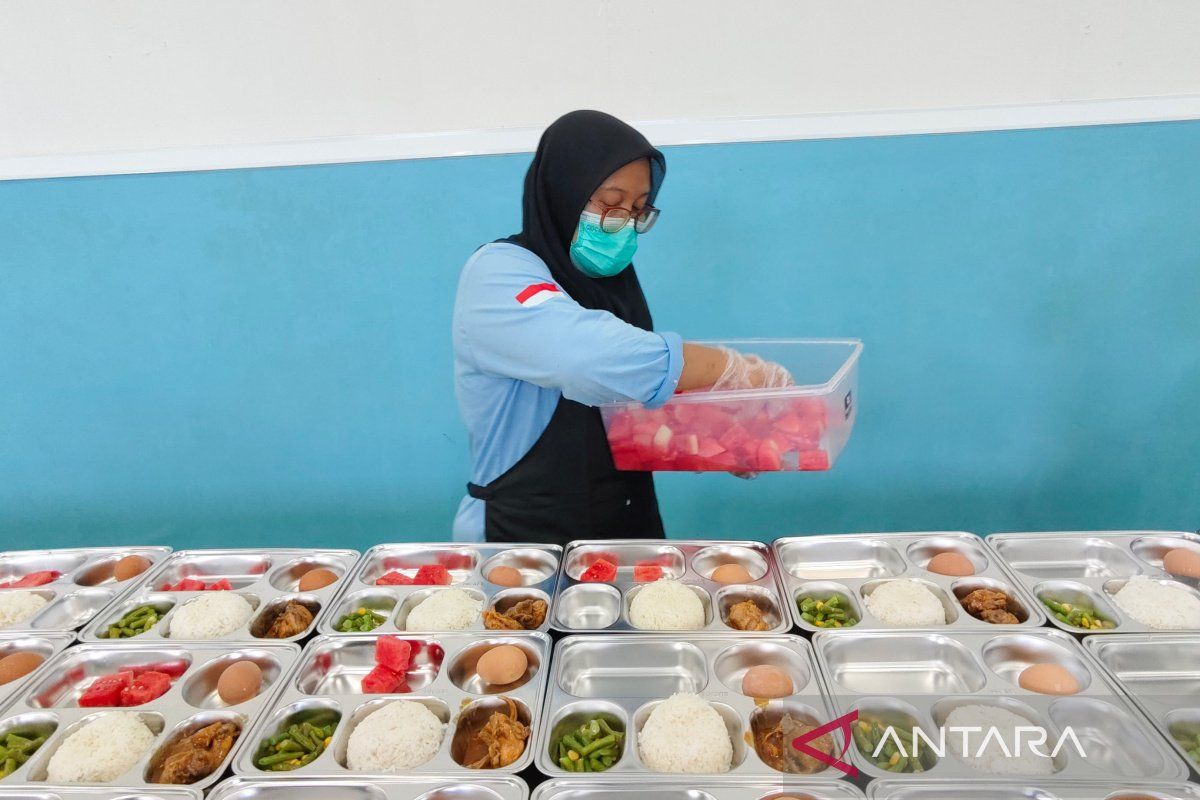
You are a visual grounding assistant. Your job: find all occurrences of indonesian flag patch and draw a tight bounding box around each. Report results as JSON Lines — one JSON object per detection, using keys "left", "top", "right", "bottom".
{"left": 515, "top": 282, "right": 561, "bottom": 307}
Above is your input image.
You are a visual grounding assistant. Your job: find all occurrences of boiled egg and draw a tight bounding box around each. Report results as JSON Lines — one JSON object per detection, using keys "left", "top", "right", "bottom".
{"left": 487, "top": 566, "right": 523, "bottom": 587}
{"left": 476, "top": 644, "right": 528, "bottom": 685}
{"left": 741, "top": 664, "right": 794, "bottom": 698}
{"left": 298, "top": 568, "right": 339, "bottom": 592}
{"left": 217, "top": 660, "right": 263, "bottom": 705}
{"left": 1018, "top": 663, "right": 1080, "bottom": 695}
{"left": 711, "top": 563, "right": 754, "bottom": 584}
{"left": 1163, "top": 548, "right": 1200, "bottom": 579}
{"left": 0, "top": 652, "right": 45, "bottom": 686}
{"left": 927, "top": 552, "right": 976, "bottom": 577}
{"left": 113, "top": 555, "right": 152, "bottom": 582}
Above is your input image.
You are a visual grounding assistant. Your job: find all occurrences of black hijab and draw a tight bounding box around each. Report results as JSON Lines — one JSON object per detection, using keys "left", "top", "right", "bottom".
{"left": 503, "top": 110, "right": 666, "bottom": 332}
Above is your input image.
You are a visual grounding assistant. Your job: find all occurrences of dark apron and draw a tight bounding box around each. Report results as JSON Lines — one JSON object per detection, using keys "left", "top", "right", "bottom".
{"left": 467, "top": 396, "right": 665, "bottom": 544}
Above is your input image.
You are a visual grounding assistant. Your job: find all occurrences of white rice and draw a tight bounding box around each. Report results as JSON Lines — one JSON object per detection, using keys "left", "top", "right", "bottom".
{"left": 346, "top": 700, "right": 444, "bottom": 771}
{"left": 943, "top": 704, "right": 1055, "bottom": 775}
{"left": 0, "top": 591, "right": 48, "bottom": 629}
{"left": 628, "top": 579, "right": 705, "bottom": 630}
{"left": 638, "top": 692, "right": 732, "bottom": 773}
{"left": 405, "top": 588, "right": 483, "bottom": 631}
{"left": 169, "top": 592, "right": 254, "bottom": 639}
{"left": 46, "top": 711, "right": 155, "bottom": 783}
{"left": 864, "top": 579, "right": 946, "bottom": 626}
{"left": 1112, "top": 575, "right": 1200, "bottom": 630}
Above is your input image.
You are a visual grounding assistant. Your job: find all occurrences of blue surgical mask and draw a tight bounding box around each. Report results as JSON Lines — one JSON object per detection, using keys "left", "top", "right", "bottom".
{"left": 569, "top": 211, "right": 637, "bottom": 277}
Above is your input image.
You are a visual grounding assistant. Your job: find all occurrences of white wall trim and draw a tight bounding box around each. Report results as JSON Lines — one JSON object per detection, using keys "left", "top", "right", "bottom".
{"left": 4, "top": 94, "right": 1200, "bottom": 181}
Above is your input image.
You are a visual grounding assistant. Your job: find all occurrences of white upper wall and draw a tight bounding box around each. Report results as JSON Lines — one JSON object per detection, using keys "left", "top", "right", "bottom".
{"left": 2, "top": 0, "right": 1199, "bottom": 170}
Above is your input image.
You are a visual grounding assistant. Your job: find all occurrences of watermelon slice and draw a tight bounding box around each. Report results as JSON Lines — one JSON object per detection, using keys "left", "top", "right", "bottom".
{"left": 119, "top": 670, "right": 172, "bottom": 707}
{"left": 579, "top": 558, "right": 618, "bottom": 583}
{"left": 79, "top": 671, "right": 134, "bottom": 707}
{"left": 375, "top": 570, "right": 414, "bottom": 586}
{"left": 413, "top": 565, "right": 452, "bottom": 585}
{"left": 374, "top": 636, "right": 412, "bottom": 673}
{"left": 633, "top": 564, "right": 664, "bottom": 582}
{"left": 11, "top": 571, "right": 60, "bottom": 588}
{"left": 361, "top": 664, "right": 407, "bottom": 694}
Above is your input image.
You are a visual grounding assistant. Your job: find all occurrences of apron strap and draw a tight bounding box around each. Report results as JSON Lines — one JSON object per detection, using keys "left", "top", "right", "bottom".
{"left": 466, "top": 482, "right": 494, "bottom": 501}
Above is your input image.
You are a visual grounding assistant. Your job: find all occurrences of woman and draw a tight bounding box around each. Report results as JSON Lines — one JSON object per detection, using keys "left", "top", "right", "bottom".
{"left": 453, "top": 110, "right": 790, "bottom": 544}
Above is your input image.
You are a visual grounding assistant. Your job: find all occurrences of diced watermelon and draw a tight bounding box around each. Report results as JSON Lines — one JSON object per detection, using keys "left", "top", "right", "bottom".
{"left": 633, "top": 564, "right": 663, "bottom": 582}
{"left": 376, "top": 570, "right": 414, "bottom": 586}
{"left": 79, "top": 671, "right": 134, "bottom": 707}
{"left": 413, "top": 564, "right": 452, "bottom": 585}
{"left": 208, "top": 578, "right": 233, "bottom": 590}
{"left": 606, "top": 412, "right": 634, "bottom": 440}
{"left": 799, "top": 450, "right": 830, "bottom": 471}
{"left": 579, "top": 558, "right": 618, "bottom": 583}
{"left": 12, "top": 571, "right": 60, "bottom": 588}
{"left": 756, "top": 439, "right": 783, "bottom": 471}
{"left": 133, "top": 660, "right": 189, "bottom": 678}
{"left": 437, "top": 553, "right": 474, "bottom": 570}
{"left": 119, "top": 670, "right": 172, "bottom": 707}
{"left": 718, "top": 424, "right": 751, "bottom": 451}
{"left": 374, "top": 636, "right": 412, "bottom": 673}
{"left": 652, "top": 424, "right": 673, "bottom": 455}
{"left": 361, "top": 664, "right": 408, "bottom": 694}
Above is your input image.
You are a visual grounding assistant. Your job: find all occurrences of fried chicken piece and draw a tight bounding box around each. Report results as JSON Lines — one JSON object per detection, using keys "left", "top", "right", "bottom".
{"left": 728, "top": 599, "right": 770, "bottom": 631}
{"left": 753, "top": 713, "right": 831, "bottom": 774}
{"left": 981, "top": 608, "right": 1020, "bottom": 624}
{"left": 150, "top": 720, "right": 240, "bottom": 784}
{"left": 462, "top": 696, "right": 529, "bottom": 769}
{"left": 264, "top": 601, "right": 313, "bottom": 638}
{"left": 483, "top": 598, "right": 547, "bottom": 631}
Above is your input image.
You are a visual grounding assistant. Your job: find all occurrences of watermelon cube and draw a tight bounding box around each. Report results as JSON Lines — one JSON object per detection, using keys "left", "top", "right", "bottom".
{"left": 756, "top": 439, "right": 783, "bottom": 471}
{"left": 119, "top": 670, "right": 172, "bottom": 707}
{"left": 633, "top": 564, "right": 664, "bottom": 582}
{"left": 375, "top": 570, "right": 413, "bottom": 586}
{"left": 799, "top": 450, "right": 830, "bottom": 471}
{"left": 79, "top": 671, "right": 134, "bottom": 707}
{"left": 361, "top": 664, "right": 407, "bottom": 694}
{"left": 652, "top": 424, "right": 673, "bottom": 455}
{"left": 413, "top": 564, "right": 452, "bottom": 585}
{"left": 374, "top": 636, "right": 412, "bottom": 673}
{"left": 13, "top": 571, "right": 60, "bottom": 588}
{"left": 208, "top": 578, "right": 233, "bottom": 591}
{"left": 579, "top": 558, "right": 618, "bottom": 583}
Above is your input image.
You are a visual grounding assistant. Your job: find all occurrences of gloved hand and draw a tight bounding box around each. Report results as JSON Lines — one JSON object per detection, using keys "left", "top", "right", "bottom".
{"left": 710, "top": 346, "right": 794, "bottom": 392}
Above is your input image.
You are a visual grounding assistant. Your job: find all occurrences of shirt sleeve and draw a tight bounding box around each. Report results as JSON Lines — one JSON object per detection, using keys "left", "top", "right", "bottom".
{"left": 456, "top": 247, "right": 683, "bottom": 408}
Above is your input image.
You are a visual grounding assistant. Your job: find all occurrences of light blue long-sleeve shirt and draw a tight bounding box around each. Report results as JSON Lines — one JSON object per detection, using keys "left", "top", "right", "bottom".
{"left": 452, "top": 242, "right": 684, "bottom": 541}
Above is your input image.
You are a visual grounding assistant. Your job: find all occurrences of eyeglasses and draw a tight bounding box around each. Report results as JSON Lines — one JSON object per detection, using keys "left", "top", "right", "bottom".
{"left": 590, "top": 202, "right": 661, "bottom": 234}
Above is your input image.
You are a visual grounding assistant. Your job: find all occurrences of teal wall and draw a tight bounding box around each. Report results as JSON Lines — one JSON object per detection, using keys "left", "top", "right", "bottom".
{"left": 2, "top": 120, "right": 1198, "bottom": 551}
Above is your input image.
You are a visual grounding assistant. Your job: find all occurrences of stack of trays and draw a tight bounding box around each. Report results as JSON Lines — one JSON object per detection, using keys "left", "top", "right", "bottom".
{"left": 80, "top": 549, "right": 359, "bottom": 643}
{"left": 533, "top": 634, "right": 840, "bottom": 780}
{"left": 234, "top": 631, "right": 551, "bottom": 777}
{"left": 0, "top": 789, "right": 200, "bottom": 799}
{"left": 551, "top": 540, "right": 788, "bottom": 633}
{"left": 0, "top": 640, "right": 299, "bottom": 791}
{"left": 869, "top": 781, "right": 1200, "bottom": 799}
{"left": 320, "top": 544, "right": 561, "bottom": 634}
{"left": 210, "top": 775, "right": 529, "bottom": 799}
{"left": 988, "top": 531, "right": 1200, "bottom": 633}
{"left": 812, "top": 628, "right": 1189, "bottom": 781}
{"left": 533, "top": 781, "right": 866, "bottom": 799}
{"left": 0, "top": 547, "right": 171, "bottom": 632}
{"left": 1086, "top": 633, "right": 1200, "bottom": 775}
{"left": 773, "top": 532, "right": 1045, "bottom": 632}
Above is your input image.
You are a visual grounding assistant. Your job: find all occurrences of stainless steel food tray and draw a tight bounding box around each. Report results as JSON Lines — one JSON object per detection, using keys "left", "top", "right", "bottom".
{"left": 0, "top": 547, "right": 172, "bottom": 633}
{"left": 211, "top": 775, "right": 529, "bottom": 800}
{"left": 234, "top": 631, "right": 551, "bottom": 777}
{"left": 534, "top": 633, "right": 840, "bottom": 780}
{"left": 533, "top": 779, "right": 866, "bottom": 799}
{"left": 551, "top": 540, "right": 789, "bottom": 634}
{"left": 0, "top": 788, "right": 200, "bottom": 799}
{"left": 812, "top": 628, "right": 1189, "bottom": 781}
{"left": 1085, "top": 633, "right": 1200, "bottom": 775}
{"left": 0, "top": 631, "right": 75, "bottom": 712}
{"left": 773, "top": 532, "right": 1046, "bottom": 633}
{"left": 319, "top": 543, "right": 561, "bottom": 635}
{"left": 80, "top": 548, "right": 360, "bottom": 644}
{"left": 988, "top": 531, "right": 1200, "bottom": 634}
{"left": 870, "top": 780, "right": 1200, "bottom": 799}
{"left": 0, "top": 640, "right": 300, "bottom": 791}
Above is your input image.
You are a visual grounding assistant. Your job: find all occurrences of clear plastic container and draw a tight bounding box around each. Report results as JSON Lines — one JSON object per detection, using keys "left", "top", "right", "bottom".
{"left": 600, "top": 339, "right": 861, "bottom": 472}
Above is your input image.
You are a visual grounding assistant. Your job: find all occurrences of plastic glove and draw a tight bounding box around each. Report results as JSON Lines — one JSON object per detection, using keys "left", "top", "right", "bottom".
{"left": 710, "top": 346, "right": 794, "bottom": 392}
